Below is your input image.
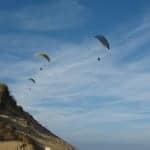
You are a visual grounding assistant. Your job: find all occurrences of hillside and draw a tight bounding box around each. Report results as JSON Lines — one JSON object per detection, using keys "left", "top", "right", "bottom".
{"left": 0, "top": 83, "right": 76, "bottom": 150}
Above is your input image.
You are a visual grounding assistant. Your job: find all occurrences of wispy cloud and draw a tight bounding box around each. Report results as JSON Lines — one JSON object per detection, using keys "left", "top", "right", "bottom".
{"left": 0, "top": 4, "right": 150, "bottom": 148}
{"left": 0, "top": 0, "right": 88, "bottom": 32}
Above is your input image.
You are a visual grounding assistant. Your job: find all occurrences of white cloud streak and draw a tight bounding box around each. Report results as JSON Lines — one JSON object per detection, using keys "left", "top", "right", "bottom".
{"left": 0, "top": 0, "right": 88, "bottom": 31}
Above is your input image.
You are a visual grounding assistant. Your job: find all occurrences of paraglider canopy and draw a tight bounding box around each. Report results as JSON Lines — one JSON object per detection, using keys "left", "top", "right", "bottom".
{"left": 35, "top": 52, "right": 50, "bottom": 62}
{"left": 28, "top": 78, "right": 36, "bottom": 84}
{"left": 95, "top": 35, "right": 110, "bottom": 50}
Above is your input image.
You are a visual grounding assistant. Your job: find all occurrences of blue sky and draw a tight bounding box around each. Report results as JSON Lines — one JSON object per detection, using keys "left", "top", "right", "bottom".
{"left": 0, "top": 0, "right": 150, "bottom": 150}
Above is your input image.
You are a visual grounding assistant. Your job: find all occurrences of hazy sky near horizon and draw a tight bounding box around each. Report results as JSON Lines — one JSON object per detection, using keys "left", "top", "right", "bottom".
{"left": 0, "top": 0, "right": 150, "bottom": 150}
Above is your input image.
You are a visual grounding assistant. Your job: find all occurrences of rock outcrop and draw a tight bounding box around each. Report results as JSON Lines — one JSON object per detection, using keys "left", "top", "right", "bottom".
{"left": 0, "top": 83, "right": 76, "bottom": 150}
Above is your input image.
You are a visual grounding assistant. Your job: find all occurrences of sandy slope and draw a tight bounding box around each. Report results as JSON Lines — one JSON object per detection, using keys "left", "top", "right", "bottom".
{"left": 0, "top": 141, "right": 34, "bottom": 150}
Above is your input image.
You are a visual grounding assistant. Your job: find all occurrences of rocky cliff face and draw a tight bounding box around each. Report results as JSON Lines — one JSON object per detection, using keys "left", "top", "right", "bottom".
{"left": 0, "top": 83, "right": 76, "bottom": 150}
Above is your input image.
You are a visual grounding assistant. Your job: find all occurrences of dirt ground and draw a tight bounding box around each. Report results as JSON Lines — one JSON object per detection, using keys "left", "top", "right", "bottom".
{"left": 0, "top": 141, "right": 35, "bottom": 150}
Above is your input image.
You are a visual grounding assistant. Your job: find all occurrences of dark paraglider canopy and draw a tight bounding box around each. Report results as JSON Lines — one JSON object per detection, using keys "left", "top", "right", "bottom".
{"left": 35, "top": 52, "right": 50, "bottom": 62}
{"left": 35, "top": 52, "right": 50, "bottom": 71}
{"left": 95, "top": 35, "right": 110, "bottom": 50}
{"left": 28, "top": 78, "right": 36, "bottom": 84}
